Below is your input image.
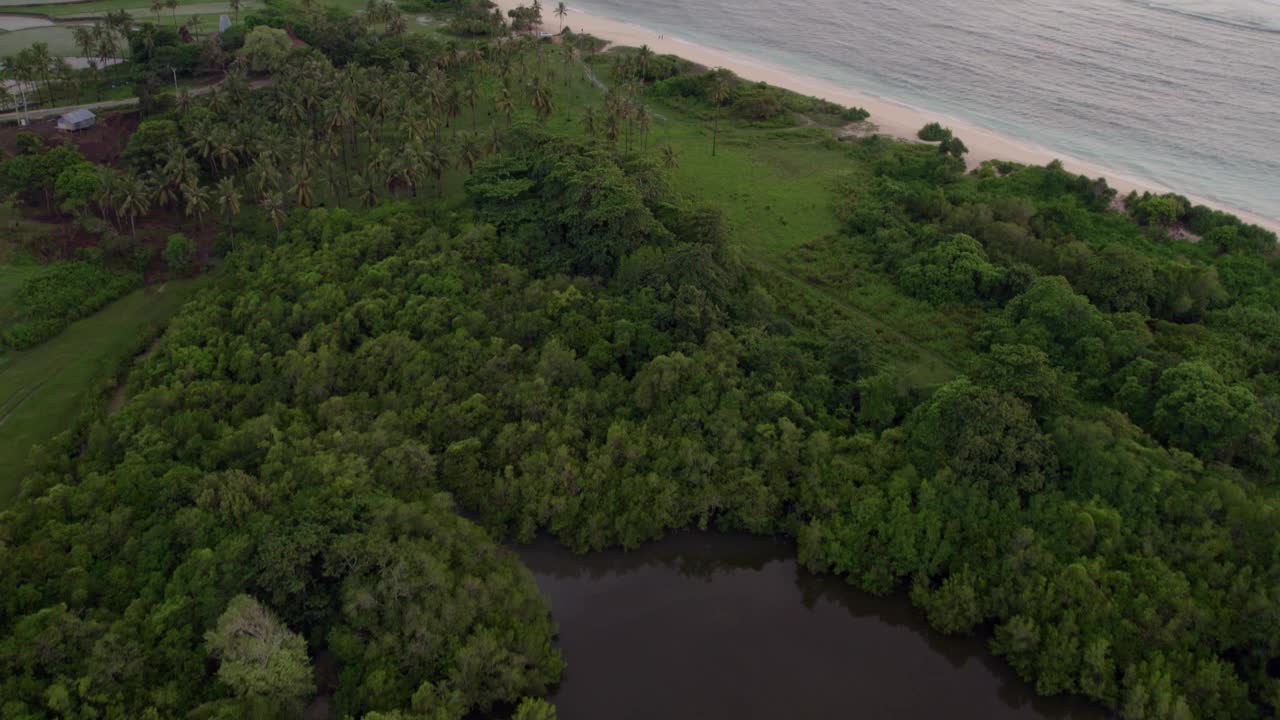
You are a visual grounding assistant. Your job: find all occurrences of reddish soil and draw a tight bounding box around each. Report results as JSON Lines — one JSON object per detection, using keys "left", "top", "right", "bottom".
{"left": 0, "top": 109, "right": 139, "bottom": 164}
{"left": 18, "top": 209, "right": 220, "bottom": 281}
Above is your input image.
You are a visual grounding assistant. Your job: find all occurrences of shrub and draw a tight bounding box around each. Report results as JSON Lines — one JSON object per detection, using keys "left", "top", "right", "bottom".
{"left": 165, "top": 233, "right": 198, "bottom": 276}
{"left": 917, "top": 122, "right": 953, "bottom": 142}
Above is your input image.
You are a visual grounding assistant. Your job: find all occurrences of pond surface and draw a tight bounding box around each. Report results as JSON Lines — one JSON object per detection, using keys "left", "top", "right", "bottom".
{"left": 519, "top": 532, "right": 1109, "bottom": 720}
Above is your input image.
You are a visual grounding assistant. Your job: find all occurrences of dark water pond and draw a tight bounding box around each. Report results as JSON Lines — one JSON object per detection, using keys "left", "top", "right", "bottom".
{"left": 519, "top": 532, "right": 1109, "bottom": 720}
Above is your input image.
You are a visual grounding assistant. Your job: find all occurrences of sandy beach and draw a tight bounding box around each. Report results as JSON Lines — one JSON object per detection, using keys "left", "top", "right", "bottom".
{"left": 495, "top": 0, "right": 1280, "bottom": 233}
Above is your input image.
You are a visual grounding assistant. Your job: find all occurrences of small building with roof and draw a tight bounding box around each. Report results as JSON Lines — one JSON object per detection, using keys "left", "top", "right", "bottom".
{"left": 56, "top": 108, "right": 96, "bottom": 132}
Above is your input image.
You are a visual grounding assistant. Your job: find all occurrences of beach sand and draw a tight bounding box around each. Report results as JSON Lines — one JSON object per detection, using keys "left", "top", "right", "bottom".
{"left": 495, "top": 0, "right": 1280, "bottom": 233}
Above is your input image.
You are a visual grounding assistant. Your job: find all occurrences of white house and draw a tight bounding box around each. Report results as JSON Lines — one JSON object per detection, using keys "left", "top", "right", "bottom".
{"left": 56, "top": 108, "right": 96, "bottom": 132}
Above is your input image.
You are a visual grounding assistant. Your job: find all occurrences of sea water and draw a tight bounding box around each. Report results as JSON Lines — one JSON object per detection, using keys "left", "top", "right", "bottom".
{"left": 573, "top": 0, "right": 1280, "bottom": 223}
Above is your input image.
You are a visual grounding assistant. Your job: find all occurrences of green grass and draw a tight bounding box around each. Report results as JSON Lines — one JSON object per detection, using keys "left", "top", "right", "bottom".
{"left": 443, "top": 47, "right": 969, "bottom": 386}
{"left": 0, "top": 24, "right": 86, "bottom": 56}
{"left": 1, "top": 0, "right": 234, "bottom": 16}
{"left": 0, "top": 277, "right": 207, "bottom": 502}
{"left": 540, "top": 52, "right": 969, "bottom": 384}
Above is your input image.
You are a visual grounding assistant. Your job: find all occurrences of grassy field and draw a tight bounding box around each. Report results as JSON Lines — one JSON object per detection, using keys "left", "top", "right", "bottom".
{"left": 0, "top": 0, "right": 238, "bottom": 16}
{"left": 533, "top": 51, "right": 969, "bottom": 385}
{"left": 0, "top": 277, "right": 207, "bottom": 502}
{"left": 0, "top": 24, "right": 86, "bottom": 55}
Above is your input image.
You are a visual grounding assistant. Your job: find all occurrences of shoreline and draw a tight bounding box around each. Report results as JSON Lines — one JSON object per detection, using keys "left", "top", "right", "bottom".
{"left": 497, "top": 0, "right": 1280, "bottom": 234}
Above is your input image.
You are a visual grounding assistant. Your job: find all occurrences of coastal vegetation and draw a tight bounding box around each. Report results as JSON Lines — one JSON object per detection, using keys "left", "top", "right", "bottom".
{"left": 0, "top": 0, "right": 1278, "bottom": 718}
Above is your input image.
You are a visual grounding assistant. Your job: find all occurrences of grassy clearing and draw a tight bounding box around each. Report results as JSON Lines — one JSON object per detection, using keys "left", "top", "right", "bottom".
{"left": 0, "top": 277, "right": 207, "bottom": 502}
{"left": 0, "top": 24, "right": 87, "bottom": 55}
{"left": 546, "top": 50, "right": 968, "bottom": 384}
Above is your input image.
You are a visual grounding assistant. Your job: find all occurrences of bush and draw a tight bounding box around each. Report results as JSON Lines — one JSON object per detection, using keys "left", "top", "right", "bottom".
{"left": 841, "top": 106, "right": 870, "bottom": 122}
{"left": 165, "top": 233, "right": 197, "bottom": 276}
{"left": 219, "top": 24, "right": 247, "bottom": 52}
{"left": 917, "top": 122, "right": 953, "bottom": 142}
{"left": 1, "top": 262, "right": 142, "bottom": 351}
{"left": 15, "top": 132, "right": 44, "bottom": 156}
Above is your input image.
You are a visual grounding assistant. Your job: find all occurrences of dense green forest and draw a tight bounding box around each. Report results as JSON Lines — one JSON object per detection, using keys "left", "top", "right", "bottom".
{"left": 2, "top": 0, "right": 1279, "bottom": 718}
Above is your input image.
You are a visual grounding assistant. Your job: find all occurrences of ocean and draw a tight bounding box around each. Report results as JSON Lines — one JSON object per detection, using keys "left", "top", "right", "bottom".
{"left": 570, "top": 0, "right": 1280, "bottom": 224}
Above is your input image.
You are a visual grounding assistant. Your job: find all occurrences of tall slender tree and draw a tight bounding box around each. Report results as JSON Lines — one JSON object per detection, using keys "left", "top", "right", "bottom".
{"left": 554, "top": 1, "right": 567, "bottom": 31}
{"left": 215, "top": 177, "right": 241, "bottom": 237}
{"left": 710, "top": 71, "right": 730, "bottom": 157}
{"left": 261, "top": 191, "right": 286, "bottom": 237}
{"left": 119, "top": 173, "right": 151, "bottom": 237}
{"left": 495, "top": 85, "right": 516, "bottom": 126}
{"left": 182, "top": 180, "right": 211, "bottom": 228}
{"left": 530, "top": 77, "right": 554, "bottom": 122}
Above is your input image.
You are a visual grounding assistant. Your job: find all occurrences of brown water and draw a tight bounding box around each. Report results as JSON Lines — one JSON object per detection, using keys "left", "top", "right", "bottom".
{"left": 519, "top": 532, "right": 1109, "bottom": 720}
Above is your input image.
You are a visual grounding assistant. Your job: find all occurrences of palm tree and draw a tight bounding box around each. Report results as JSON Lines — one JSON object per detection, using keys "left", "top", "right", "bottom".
{"left": 554, "top": 1, "right": 567, "bottom": 31}
{"left": 188, "top": 116, "right": 218, "bottom": 174}
{"left": 119, "top": 174, "right": 151, "bottom": 237}
{"left": 29, "top": 43, "right": 55, "bottom": 106}
{"left": 213, "top": 127, "right": 241, "bottom": 173}
{"left": 603, "top": 111, "right": 620, "bottom": 147}
{"left": 354, "top": 173, "right": 379, "bottom": 209}
{"left": 183, "top": 181, "right": 211, "bottom": 228}
{"left": 72, "top": 26, "right": 96, "bottom": 66}
{"left": 636, "top": 45, "right": 654, "bottom": 79}
{"left": 188, "top": 14, "right": 204, "bottom": 40}
{"left": 150, "top": 0, "right": 164, "bottom": 21}
{"left": 421, "top": 141, "right": 449, "bottom": 197}
{"left": 495, "top": 85, "right": 516, "bottom": 126}
{"left": 166, "top": 0, "right": 179, "bottom": 26}
{"left": 290, "top": 165, "right": 315, "bottom": 208}
{"left": 260, "top": 191, "right": 287, "bottom": 237}
{"left": 230, "top": 0, "right": 242, "bottom": 23}
{"left": 636, "top": 104, "right": 653, "bottom": 152}
{"left": 529, "top": 77, "right": 554, "bottom": 122}
{"left": 659, "top": 144, "right": 678, "bottom": 170}
{"left": 710, "top": 70, "right": 731, "bottom": 157}
{"left": 136, "top": 24, "right": 160, "bottom": 60}
{"left": 462, "top": 81, "right": 481, "bottom": 130}
{"left": 486, "top": 126, "right": 504, "bottom": 156}
{"left": 581, "top": 107, "right": 597, "bottom": 137}
{"left": 215, "top": 177, "right": 240, "bottom": 237}
{"left": 93, "top": 167, "right": 123, "bottom": 226}
{"left": 252, "top": 156, "right": 281, "bottom": 196}
{"left": 561, "top": 43, "right": 577, "bottom": 87}
{"left": 456, "top": 132, "right": 481, "bottom": 174}
{"left": 443, "top": 86, "right": 462, "bottom": 129}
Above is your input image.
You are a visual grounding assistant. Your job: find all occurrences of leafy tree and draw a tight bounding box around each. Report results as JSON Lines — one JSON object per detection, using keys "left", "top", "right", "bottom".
{"left": 1152, "top": 361, "right": 1275, "bottom": 462}
{"left": 123, "top": 119, "right": 180, "bottom": 174}
{"left": 514, "top": 697, "right": 559, "bottom": 720}
{"left": 205, "top": 595, "right": 315, "bottom": 711}
{"left": 899, "top": 234, "right": 1002, "bottom": 304}
{"left": 907, "top": 378, "right": 1057, "bottom": 496}
{"left": 240, "top": 26, "right": 292, "bottom": 72}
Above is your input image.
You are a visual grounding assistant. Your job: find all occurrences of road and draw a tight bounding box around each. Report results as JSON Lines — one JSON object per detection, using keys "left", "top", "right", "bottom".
{"left": 0, "top": 78, "right": 269, "bottom": 123}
